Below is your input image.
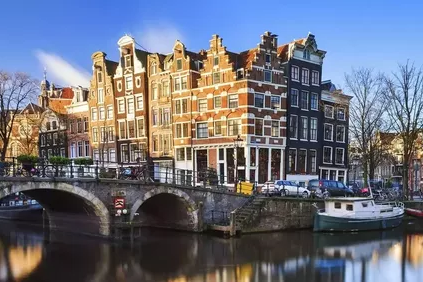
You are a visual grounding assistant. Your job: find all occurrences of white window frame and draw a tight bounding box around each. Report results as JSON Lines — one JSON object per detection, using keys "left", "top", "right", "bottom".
{"left": 254, "top": 93, "right": 264, "bottom": 108}
{"left": 136, "top": 95, "right": 143, "bottom": 110}
{"left": 323, "top": 146, "right": 333, "bottom": 164}
{"left": 271, "top": 120, "right": 279, "bottom": 137}
{"left": 271, "top": 95, "right": 280, "bottom": 110}
{"left": 301, "top": 91, "right": 309, "bottom": 110}
{"left": 91, "top": 107, "right": 97, "bottom": 121}
{"left": 117, "top": 99, "right": 125, "bottom": 113}
{"left": 228, "top": 94, "right": 238, "bottom": 108}
{"left": 198, "top": 99, "right": 207, "bottom": 112}
{"left": 291, "top": 65, "right": 299, "bottom": 81}
{"left": 99, "top": 106, "right": 105, "bottom": 120}
{"left": 335, "top": 147, "right": 345, "bottom": 165}
{"left": 337, "top": 107, "right": 346, "bottom": 121}
{"left": 301, "top": 68, "right": 309, "bottom": 85}
{"left": 196, "top": 122, "right": 208, "bottom": 139}
{"left": 107, "top": 105, "right": 113, "bottom": 120}
{"left": 98, "top": 88, "right": 104, "bottom": 104}
{"left": 214, "top": 120, "right": 222, "bottom": 136}
{"left": 312, "top": 70, "right": 320, "bottom": 85}
{"left": 92, "top": 127, "right": 98, "bottom": 143}
{"left": 125, "top": 75, "right": 133, "bottom": 90}
{"left": 300, "top": 116, "right": 308, "bottom": 140}
{"left": 324, "top": 123, "right": 334, "bottom": 141}
{"left": 264, "top": 70, "right": 272, "bottom": 83}
{"left": 310, "top": 93, "right": 318, "bottom": 110}
{"left": 310, "top": 118, "right": 318, "bottom": 141}
{"left": 136, "top": 118, "right": 144, "bottom": 138}
{"left": 310, "top": 149, "right": 317, "bottom": 173}
{"left": 127, "top": 97, "right": 134, "bottom": 114}
{"left": 336, "top": 125, "right": 346, "bottom": 143}
{"left": 291, "top": 89, "right": 299, "bottom": 107}
{"left": 290, "top": 115, "right": 298, "bottom": 139}
{"left": 324, "top": 105, "right": 334, "bottom": 119}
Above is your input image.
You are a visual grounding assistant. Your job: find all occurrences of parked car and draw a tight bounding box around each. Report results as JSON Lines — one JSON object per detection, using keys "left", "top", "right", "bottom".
{"left": 308, "top": 179, "right": 354, "bottom": 198}
{"left": 260, "top": 181, "right": 279, "bottom": 196}
{"left": 275, "top": 180, "right": 310, "bottom": 198}
{"left": 348, "top": 181, "right": 370, "bottom": 197}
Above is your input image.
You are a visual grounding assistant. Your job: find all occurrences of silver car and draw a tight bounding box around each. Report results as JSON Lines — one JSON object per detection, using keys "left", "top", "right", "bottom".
{"left": 275, "top": 180, "right": 310, "bottom": 198}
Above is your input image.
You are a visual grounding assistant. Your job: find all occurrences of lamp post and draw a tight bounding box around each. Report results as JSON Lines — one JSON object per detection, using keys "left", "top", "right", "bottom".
{"left": 352, "top": 156, "right": 360, "bottom": 184}
{"left": 233, "top": 135, "right": 243, "bottom": 192}
{"left": 414, "top": 160, "right": 420, "bottom": 194}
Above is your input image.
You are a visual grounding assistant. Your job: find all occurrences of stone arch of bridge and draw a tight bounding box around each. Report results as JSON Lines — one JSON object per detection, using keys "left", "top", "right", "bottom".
{"left": 0, "top": 181, "right": 110, "bottom": 236}
{"left": 130, "top": 187, "right": 199, "bottom": 231}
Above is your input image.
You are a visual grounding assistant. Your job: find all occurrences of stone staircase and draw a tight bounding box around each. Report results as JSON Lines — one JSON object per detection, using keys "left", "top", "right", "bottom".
{"left": 234, "top": 196, "right": 266, "bottom": 232}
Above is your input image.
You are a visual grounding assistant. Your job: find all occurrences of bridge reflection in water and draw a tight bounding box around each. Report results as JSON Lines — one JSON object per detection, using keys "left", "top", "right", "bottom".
{"left": 0, "top": 222, "right": 423, "bottom": 281}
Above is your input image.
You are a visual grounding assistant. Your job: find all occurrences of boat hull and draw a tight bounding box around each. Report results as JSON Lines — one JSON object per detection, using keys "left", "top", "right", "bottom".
{"left": 313, "top": 213, "right": 404, "bottom": 232}
{"left": 405, "top": 208, "right": 423, "bottom": 218}
{"left": 0, "top": 204, "right": 43, "bottom": 222}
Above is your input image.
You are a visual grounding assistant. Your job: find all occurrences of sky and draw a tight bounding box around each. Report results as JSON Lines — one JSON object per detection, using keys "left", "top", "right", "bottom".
{"left": 1, "top": 0, "right": 422, "bottom": 90}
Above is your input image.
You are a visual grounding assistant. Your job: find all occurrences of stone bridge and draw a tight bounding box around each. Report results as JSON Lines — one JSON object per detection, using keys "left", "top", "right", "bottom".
{"left": 0, "top": 177, "right": 250, "bottom": 237}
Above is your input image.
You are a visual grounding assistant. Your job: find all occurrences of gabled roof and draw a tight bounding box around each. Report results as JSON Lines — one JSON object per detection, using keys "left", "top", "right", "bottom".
{"left": 239, "top": 48, "right": 257, "bottom": 69}
{"left": 105, "top": 59, "right": 118, "bottom": 76}
{"left": 60, "top": 87, "right": 74, "bottom": 99}
{"left": 19, "top": 103, "right": 44, "bottom": 115}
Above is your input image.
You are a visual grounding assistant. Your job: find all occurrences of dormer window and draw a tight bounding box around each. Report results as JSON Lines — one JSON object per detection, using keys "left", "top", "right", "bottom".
{"left": 176, "top": 59, "right": 182, "bottom": 71}
{"left": 213, "top": 56, "right": 219, "bottom": 66}
{"left": 125, "top": 55, "right": 132, "bottom": 68}
{"left": 303, "top": 49, "right": 311, "bottom": 60}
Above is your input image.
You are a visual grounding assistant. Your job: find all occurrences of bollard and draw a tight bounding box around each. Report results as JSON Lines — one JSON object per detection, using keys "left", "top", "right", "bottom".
{"left": 230, "top": 211, "right": 236, "bottom": 237}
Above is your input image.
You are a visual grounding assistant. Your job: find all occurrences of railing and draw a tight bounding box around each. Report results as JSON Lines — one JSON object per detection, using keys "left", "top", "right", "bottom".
{"left": 0, "top": 158, "right": 259, "bottom": 194}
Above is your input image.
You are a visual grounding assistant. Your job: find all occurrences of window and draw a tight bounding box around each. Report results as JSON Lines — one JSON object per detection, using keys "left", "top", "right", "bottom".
{"left": 137, "top": 119, "right": 144, "bottom": 137}
{"left": 176, "top": 148, "right": 185, "bottom": 161}
{"left": 325, "top": 105, "right": 334, "bottom": 118}
{"left": 291, "top": 66, "right": 299, "bottom": 81}
{"left": 92, "top": 127, "right": 98, "bottom": 142}
{"left": 84, "top": 117, "right": 88, "bottom": 132}
{"left": 228, "top": 95, "right": 238, "bottom": 108}
{"left": 301, "top": 91, "right": 308, "bottom": 110}
{"left": 118, "top": 99, "right": 125, "bottom": 113}
{"left": 337, "top": 108, "right": 346, "bottom": 120}
{"left": 264, "top": 70, "right": 272, "bottom": 82}
{"left": 323, "top": 147, "right": 333, "bottom": 163}
{"left": 336, "top": 126, "right": 345, "bottom": 142}
{"left": 324, "top": 124, "right": 333, "bottom": 141}
{"left": 346, "top": 204, "right": 354, "bottom": 211}
{"left": 91, "top": 108, "right": 97, "bottom": 121}
{"left": 213, "top": 72, "right": 220, "bottom": 84}
{"left": 98, "top": 89, "right": 104, "bottom": 103}
{"left": 107, "top": 106, "right": 113, "bottom": 119}
{"left": 334, "top": 202, "right": 341, "bottom": 209}
{"left": 271, "top": 121, "right": 279, "bottom": 137}
{"left": 265, "top": 53, "right": 271, "bottom": 63}
{"left": 255, "top": 94, "right": 264, "bottom": 108}
{"left": 214, "top": 96, "right": 221, "bottom": 108}
{"left": 151, "top": 63, "right": 157, "bottom": 75}
{"left": 162, "top": 108, "right": 170, "bottom": 126}
{"left": 119, "top": 121, "right": 126, "bottom": 139}
{"left": 176, "top": 59, "right": 182, "bottom": 70}
{"left": 162, "top": 81, "right": 169, "bottom": 96}
{"left": 174, "top": 78, "right": 181, "bottom": 91}
{"left": 84, "top": 141, "right": 90, "bottom": 157}
{"left": 70, "top": 142, "right": 76, "bottom": 158}
{"left": 228, "top": 120, "right": 241, "bottom": 136}
{"left": 125, "top": 76, "right": 133, "bottom": 90}
{"left": 182, "top": 123, "right": 188, "bottom": 137}
{"left": 125, "top": 56, "right": 132, "bottom": 68}
{"left": 336, "top": 148, "right": 344, "bottom": 164}
{"left": 182, "top": 99, "right": 187, "bottom": 113}
{"left": 109, "top": 149, "right": 115, "bottom": 162}
{"left": 196, "top": 123, "right": 208, "bottom": 138}
{"left": 310, "top": 118, "right": 318, "bottom": 141}
{"left": 198, "top": 99, "right": 207, "bottom": 112}
{"left": 181, "top": 77, "right": 187, "bottom": 89}
{"left": 152, "top": 136, "right": 158, "bottom": 151}
{"left": 213, "top": 56, "right": 219, "bottom": 66}
{"left": 255, "top": 119, "right": 263, "bottom": 136}
{"left": 127, "top": 97, "right": 134, "bottom": 114}
{"left": 303, "top": 49, "right": 310, "bottom": 60}
{"left": 214, "top": 121, "right": 222, "bottom": 136}
{"left": 99, "top": 107, "right": 105, "bottom": 120}
{"left": 128, "top": 120, "right": 135, "bottom": 138}
{"left": 271, "top": 96, "right": 280, "bottom": 109}
{"left": 46, "top": 122, "right": 51, "bottom": 131}
{"left": 77, "top": 141, "right": 83, "bottom": 157}
{"left": 152, "top": 84, "right": 158, "bottom": 100}
{"left": 152, "top": 110, "right": 158, "bottom": 126}
{"left": 312, "top": 71, "right": 319, "bottom": 85}
{"left": 300, "top": 117, "right": 308, "bottom": 140}
{"left": 97, "top": 71, "right": 102, "bottom": 83}
{"left": 53, "top": 133, "right": 58, "bottom": 145}
{"left": 40, "top": 135, "right": 46, "bottom": 147}
{"left": 130, "top": 144, "right": 138, "bottom": 162}
{"left": 52, "top": 121, "right": 57, "bottom": 130}
{"left": 175, "top": 99, "right": 188, "bottom": 114}
{"left": 100, "top": 127, "right": 106, "bottom": 142}
{"left": 291, "top": 89, "right": 299, "bottom": 107}
{"left": 309, "top": 150, "right": 317, "bottom": 173}
{"left": 121, "top": 144, "right": 129, "bottom": 163}
{"left": 77, "top": 118, "right": 82, "bottom": 133}
{"left": 298, "top": 149, "right": 307, "bottom": 173}
{"left": 302, "top": 69, "right": 309, "bottom": 85}
{"left": 288, "top": 149, "right": 297, "bottom": 173}
{"left": 310, "top": 93, "right": 318, "bottom": 110}
{"left": 93, "top": 149, "right": 99, "bottom": 161}
{"left": 136, "top": 95, "right": 143, "bottom": 110}
{"left": 289, "top": 115, "right": 298, "bottom": 139}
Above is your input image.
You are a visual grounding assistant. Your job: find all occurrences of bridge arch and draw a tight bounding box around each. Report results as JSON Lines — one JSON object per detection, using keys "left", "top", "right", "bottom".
{"left": 130, "top": 187, "right": 199, "bottom": 231}
{"left": 0, "top": 181, "right": 110, "bottom": 236}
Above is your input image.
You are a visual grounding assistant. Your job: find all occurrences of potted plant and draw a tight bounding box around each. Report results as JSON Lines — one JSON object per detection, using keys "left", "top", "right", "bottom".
{"left": 74, "top": 157, "right": 93, "bottom": 177}
{"left": 49, "top": 156, "right": 70, "bottom": 177}
{"left": 17, "top": 154, "right": 38, "bottom": 172}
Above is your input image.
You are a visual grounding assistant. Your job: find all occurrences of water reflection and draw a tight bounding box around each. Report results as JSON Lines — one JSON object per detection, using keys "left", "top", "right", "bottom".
{"left": 0, "top": 221, "right": 423, "bottom": 281}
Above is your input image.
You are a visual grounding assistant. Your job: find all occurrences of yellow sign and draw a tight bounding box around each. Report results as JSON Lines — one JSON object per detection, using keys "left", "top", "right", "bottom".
{"left": 236, "top": 182, "right": 254, "bottom": 195}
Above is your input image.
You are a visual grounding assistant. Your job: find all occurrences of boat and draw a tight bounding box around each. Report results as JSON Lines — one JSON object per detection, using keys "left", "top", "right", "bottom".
{"left": 313, "top": 197, "right": 404, "bottom": 232}
{"left": 0, "top": 192, "right": 43, "bottom": 222}
{"left": 405, "top": 208, "right": 423, "bottom": 218}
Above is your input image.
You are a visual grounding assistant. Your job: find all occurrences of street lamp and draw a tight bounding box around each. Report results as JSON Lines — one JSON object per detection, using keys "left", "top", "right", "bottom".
{"left": 352, "top": 155, "right": 360, "bottom": 184}
{"left": 233, "top": 134, "right": 243, "bottom": 192}
{"left": 414, "top": 160, "right": 420, "bottom": 193}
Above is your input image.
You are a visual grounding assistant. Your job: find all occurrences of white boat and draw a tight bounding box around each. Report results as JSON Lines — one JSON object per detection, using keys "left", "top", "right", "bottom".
{"left": 313, "top": 197, "right": 404, "bottom": 232}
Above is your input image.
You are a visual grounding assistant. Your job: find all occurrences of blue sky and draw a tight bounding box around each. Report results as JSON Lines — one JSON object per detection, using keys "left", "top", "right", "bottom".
{"left": 1, "top": 0, "right": 422, "bottom": 89}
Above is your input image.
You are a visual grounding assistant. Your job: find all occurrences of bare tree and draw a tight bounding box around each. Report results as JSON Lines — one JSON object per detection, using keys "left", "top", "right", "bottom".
{"left": 383, "top": 61, "right": 423, "bottom": 199}
{"left": 0, "top": 71, "right": 38, "bottom": 160}
{"left": 345, "top": 68, "right": 389, "bottom": 185}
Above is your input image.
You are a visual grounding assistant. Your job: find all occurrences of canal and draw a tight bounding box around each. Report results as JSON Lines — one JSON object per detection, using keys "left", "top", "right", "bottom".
{"left": 0, "top": 220, "right": 423, "bottom": 282}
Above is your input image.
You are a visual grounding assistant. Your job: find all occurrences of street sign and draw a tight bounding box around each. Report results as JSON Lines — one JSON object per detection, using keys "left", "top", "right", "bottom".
{"left": 114, "top": 197, "right": 125, "bottom": 209}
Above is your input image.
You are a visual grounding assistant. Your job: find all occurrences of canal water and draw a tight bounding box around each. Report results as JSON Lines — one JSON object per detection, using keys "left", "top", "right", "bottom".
{"left": 0, "top": 220, "right": 423, "bottom": 282}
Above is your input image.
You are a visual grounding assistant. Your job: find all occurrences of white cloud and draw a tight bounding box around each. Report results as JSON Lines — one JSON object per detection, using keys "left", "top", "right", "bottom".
{"left": 35, "top": 50, "right": 91, "bottom": 87}
{"left": 135, "top": 24, "right": 184, "bottom": 54}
